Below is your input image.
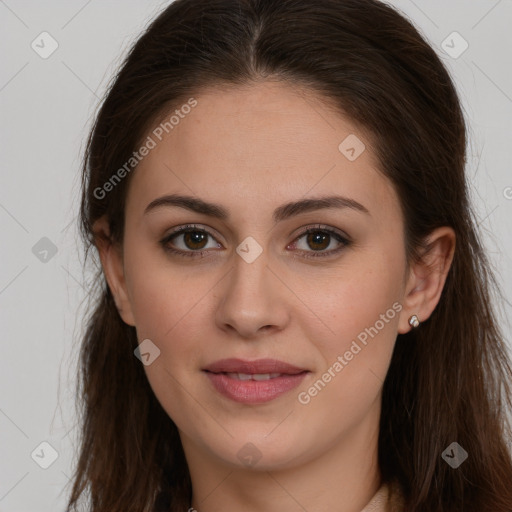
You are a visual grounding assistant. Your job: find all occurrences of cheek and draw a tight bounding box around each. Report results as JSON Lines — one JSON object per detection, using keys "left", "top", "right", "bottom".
{"left": 295, "top": 268, "right": 402, "bottom": 429}
{"left": 295, "top": 243, "right": 404, "bottom": 405}
{"left": 123, "top": 241, "right": 197, "bottom": 346}
{"left": 122, "top": 245, "right": 210, "bottom": 422}
{"left": 299, "top": 246, "right": 404, "bottom": 342}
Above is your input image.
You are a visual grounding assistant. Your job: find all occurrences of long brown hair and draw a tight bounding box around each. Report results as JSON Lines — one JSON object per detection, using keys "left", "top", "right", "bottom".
{"left": 67, "top": 0, "right": 512, "bottom": 510}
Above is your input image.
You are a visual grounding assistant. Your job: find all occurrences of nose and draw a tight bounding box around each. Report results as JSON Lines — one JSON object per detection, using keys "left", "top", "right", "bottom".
{"left": 214, "top": 247, "right": 290, "bottom": 340}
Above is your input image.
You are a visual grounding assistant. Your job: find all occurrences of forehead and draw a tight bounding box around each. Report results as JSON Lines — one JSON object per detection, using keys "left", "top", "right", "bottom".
{"left": 126, "top": 80, "right": 400, "bottom": 225}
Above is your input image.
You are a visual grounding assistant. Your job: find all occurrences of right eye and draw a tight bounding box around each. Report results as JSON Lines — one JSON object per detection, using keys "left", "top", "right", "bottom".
{"left": 160, "top": 224, "right": 222, "bottom": 258}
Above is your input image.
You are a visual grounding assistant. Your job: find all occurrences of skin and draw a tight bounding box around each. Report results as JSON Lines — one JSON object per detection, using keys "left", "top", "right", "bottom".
{"left": 94, "top": 80, "right": 455, "bottom": 512}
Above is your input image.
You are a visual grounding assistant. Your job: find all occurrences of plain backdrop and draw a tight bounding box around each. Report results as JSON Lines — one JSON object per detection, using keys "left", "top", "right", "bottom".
{"left": 0, "top": 1, "right": 511, "bottom": 510}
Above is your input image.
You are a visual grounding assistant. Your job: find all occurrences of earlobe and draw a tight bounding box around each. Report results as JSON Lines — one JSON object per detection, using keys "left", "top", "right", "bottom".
{"left": 92, "top": 216, "right": 136, "bottom": 327}
{"left": 398, "top": 227, "right": 456, "bottom": 334}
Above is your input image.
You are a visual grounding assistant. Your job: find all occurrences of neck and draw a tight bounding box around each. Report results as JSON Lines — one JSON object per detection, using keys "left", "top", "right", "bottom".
{"left": 182, "top": 405, "right": 382, "bottom": 512}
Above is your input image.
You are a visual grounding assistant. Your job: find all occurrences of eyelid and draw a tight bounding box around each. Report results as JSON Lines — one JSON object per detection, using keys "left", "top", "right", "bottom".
{"left": 292, "top": 223, "right": 351, "bottom": 243}
{"left": 163, "top": 223, "right": 224, "bottom": 243}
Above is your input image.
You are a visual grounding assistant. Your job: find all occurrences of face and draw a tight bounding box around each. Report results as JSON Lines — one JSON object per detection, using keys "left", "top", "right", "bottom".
{"left": 107, "top": 81, "right": 413, "bottom": 472}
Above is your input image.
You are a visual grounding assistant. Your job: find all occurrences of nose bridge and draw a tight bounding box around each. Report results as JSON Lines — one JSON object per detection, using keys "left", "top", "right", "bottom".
{"left": 214, "top": 239, "right": 289, "bottom": 337}
{"left": 227, "top": 240, "right": 273, "bottom": 307}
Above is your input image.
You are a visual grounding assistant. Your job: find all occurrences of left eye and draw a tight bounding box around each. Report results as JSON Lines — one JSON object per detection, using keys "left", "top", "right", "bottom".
{"left": 290, "top": 227, "right": 349, "bottom": 256}
{"left": 160, "top": 224, "right": 350, "bottom": 259}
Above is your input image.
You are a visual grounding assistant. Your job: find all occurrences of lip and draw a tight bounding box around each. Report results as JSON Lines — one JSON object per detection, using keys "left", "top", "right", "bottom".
{"left": 203, "top": 358, "right": 310, "bottom": 404}
{"left": 203, "top": 358, "right": 307, "bottom": 375}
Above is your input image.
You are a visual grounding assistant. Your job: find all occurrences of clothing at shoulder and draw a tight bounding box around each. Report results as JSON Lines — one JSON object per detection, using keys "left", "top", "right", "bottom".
{"left": 361, "top": 481, "right": 405, "bottom": 512}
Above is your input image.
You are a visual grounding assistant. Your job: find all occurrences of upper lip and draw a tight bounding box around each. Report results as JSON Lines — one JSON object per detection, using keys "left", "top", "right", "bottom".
{"left": 203, "top": 358, "right": 308, "bottom": 375}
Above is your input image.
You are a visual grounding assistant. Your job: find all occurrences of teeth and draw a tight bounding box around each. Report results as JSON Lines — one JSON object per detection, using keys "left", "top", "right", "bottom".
{"left": 253, "top": 373, "right": 273, "bottom": 381}
{"left": 225, "top": 372, "right": 282, "bottom": 380}
{"left": 234, "top": 372, "right": 253, "bottom": 381}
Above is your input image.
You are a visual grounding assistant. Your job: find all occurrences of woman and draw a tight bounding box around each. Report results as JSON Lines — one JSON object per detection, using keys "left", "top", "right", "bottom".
{"left": 66, "top": 0, "right": 512, "bottom": 510}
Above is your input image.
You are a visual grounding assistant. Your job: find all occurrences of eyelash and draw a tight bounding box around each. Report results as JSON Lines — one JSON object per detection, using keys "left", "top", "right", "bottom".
{"left": 159, "top": 223, "right": 351, "bottom": 260}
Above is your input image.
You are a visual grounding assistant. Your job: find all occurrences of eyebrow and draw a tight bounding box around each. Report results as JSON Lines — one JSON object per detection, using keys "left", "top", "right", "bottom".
{"left": 143, "top": 193, "right": 370, "bottom": 222}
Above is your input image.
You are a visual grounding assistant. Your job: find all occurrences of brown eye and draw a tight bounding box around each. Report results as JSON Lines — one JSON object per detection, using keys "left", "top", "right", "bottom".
{"left": 160, "top": 225, "right": 221, "bottom": 258}
{"left": 290, "top": 225, "right": 351, "bottom": 259}
{"left": 181, "top": 231, "right": 209, "bottom": 250}
{"left": 305, "top": 231, "right": 331, "bottom": 251}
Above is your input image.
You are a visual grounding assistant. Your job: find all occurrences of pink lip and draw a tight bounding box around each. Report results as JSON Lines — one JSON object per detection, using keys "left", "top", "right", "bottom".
{"left": 203, "top": 358, "right": 307, "bottom": 374}
{"left": 203, "top": 358, "right": 309, "bottom": 404}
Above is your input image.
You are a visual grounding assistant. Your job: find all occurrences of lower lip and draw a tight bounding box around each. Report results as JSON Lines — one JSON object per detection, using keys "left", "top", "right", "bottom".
{"left": 204, "top": 371, "right": 309, "bottom": 404}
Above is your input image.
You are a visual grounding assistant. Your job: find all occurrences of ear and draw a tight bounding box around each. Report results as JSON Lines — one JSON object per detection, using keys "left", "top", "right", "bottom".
{"left": 92, "top": 216, "right": 136, "bottom": 327}
{"left": 398, "top": 226, "right": 456, "bottom": 334}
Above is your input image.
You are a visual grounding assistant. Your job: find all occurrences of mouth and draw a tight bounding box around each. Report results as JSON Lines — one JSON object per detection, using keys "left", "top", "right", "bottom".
{"left": 202, "top": 358, "right": 310, "bottom": 403}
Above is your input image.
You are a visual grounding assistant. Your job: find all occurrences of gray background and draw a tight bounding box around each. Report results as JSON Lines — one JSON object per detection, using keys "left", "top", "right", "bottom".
{"left": 1, "top": 1, "right": 511, "bottom": 510}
